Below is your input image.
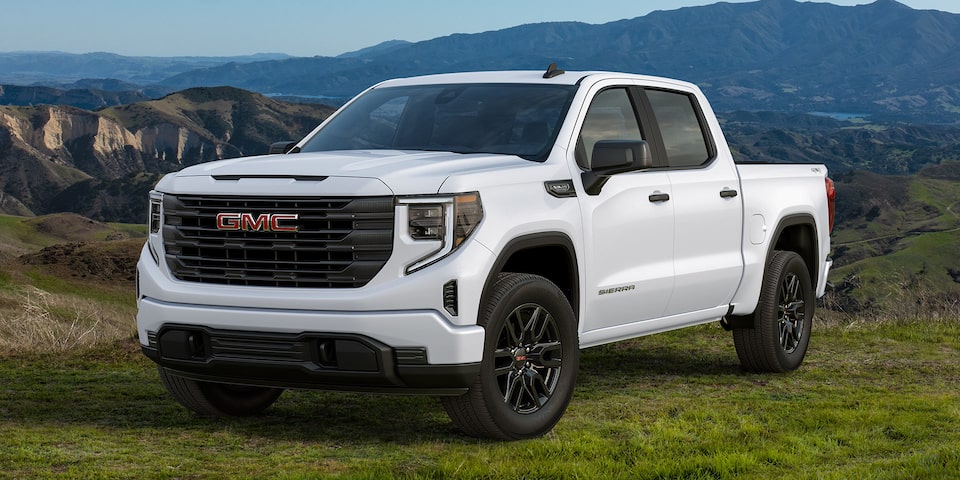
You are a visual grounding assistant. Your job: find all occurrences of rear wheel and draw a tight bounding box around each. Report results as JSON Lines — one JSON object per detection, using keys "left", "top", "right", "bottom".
{"left": 733, "top": 250, "right": 814, "bottom": 372}
{"left": 442, "top": 273, "right": 579, "bottom": 440}
{"left": 158, "top": 367, "right": 283, "bottom": 416}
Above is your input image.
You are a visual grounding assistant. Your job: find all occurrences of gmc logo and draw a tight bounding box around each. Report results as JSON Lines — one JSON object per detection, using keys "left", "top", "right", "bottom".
{"left": 216, "top": 213, "right": 300, "bottom": 232}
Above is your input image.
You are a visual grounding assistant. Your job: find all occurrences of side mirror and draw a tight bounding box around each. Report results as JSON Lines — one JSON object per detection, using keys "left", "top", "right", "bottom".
{"left": 591, "top": 140, "right": 653, "bottom": 172}
{"left": 582, "top": 140, "right": 653, "bottom": 195}
{"left": 269, "top": 141, "right": 299, "bottom": 154}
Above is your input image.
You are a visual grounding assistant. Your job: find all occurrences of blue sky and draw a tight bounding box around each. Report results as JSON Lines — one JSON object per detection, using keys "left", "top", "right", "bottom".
{"left": 3, "top": 0, "right": 957, "bottom": 57}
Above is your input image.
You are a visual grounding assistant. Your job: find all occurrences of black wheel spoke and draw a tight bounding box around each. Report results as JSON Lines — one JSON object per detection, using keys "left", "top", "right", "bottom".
{"left": 776, "top": 272, "right": 806, "bottom": 353}
{"left": 505, "top": 311, "right": 523, "bottom": 346}
{"left": 521, "top": 369, "right": 550, "bottom": 408}
{"left": 530, "top": 341, "right": 562, "bottom": 368}
{"left": 530, "top": 310, "right": 553, "bottom": 344}
{"left": 780, "top": 320, "right": 790, "bottom": 346}
{"left": 502, "top": 371, "right": 520, "bottom": 406}
{"left": 493, "top": 348, "right": 515, "bottom": 375}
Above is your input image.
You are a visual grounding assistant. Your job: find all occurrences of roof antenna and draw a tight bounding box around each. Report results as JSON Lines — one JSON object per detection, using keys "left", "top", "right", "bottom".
{"left": 543, "top": 63, "right": 565, "bottom": 79}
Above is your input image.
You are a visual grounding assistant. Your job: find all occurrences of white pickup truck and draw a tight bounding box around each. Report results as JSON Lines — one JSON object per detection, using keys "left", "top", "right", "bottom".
{"left": 137, "top": 65, "right": 836, "bottom": 440}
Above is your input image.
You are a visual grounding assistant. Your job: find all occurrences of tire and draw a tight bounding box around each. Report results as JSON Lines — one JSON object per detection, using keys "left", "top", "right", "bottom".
{"left": 733, "top": 250, "right": 814, "bottom": 373}
{"left": 158, "top": 367, "right": 283, "bottom": 416}
{"left": 442, "top": 273, "right": 579, "bottom": 440}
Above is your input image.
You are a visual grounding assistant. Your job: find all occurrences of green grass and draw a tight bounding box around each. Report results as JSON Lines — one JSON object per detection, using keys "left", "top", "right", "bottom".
{"left": 1, "top": 318, "right": 957, "bottom": 479}
{"left": 24, "top": 271, "right": 134, "bottom": 308}
{"left": 0, "top": 213, "right": 145, "bottom": 254}
{"left": 106, "top": 222, "right": 148, "bottom": 238}
{"left": 0, "top": 214, "right": 50, "bottom": 251}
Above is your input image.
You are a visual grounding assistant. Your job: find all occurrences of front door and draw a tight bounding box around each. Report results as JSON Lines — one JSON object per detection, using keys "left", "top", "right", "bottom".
{"left": 574, "top": 86, "right": 676, "bottom": 333}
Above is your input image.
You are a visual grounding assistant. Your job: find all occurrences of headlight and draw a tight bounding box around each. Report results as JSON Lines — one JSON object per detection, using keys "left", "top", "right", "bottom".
{"left": 149, "top": 191, "right": 163, "bottom": 234}
{"left": 401, "top": 192, "right": 483, "bottom": 274}
{"left": 408, "top": 204, "right": 445, "bottom": 240}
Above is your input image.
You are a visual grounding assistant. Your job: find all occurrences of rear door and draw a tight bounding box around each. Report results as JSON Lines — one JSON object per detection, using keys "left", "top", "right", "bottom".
{"left": 641, "top": 87, "right": 744, "bottom": 316}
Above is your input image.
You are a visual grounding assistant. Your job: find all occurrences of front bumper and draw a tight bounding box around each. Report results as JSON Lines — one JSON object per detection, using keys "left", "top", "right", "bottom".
{"left": 138, "top": 297, "right": 484, "bottom": 394}
{"left": 142, "top": 324, "right": 479, "bottom": 394}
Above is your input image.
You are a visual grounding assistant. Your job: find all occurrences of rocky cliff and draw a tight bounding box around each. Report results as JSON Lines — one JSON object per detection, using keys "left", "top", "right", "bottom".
{"left": 0, "top": 87, "right": 333, "bottom": 219}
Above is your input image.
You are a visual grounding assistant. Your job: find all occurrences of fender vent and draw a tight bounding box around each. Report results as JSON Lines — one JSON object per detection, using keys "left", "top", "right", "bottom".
{"left": 443, "top": 280, "right": 458, "bottom": 316}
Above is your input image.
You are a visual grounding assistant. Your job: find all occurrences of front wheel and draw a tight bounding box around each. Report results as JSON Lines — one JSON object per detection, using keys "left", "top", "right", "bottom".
{"left": 733, "top": 250, "right": 814, "bottom": 372}
{"left": 442, "top": 273, "right": 579, "bottom": 440}
{"left": 158, "top": 367, "right": 283, "bottom": 416}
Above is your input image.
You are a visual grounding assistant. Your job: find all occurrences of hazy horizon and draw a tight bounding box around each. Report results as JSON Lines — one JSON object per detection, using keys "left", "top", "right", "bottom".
{"left": 2, "top": 0, "right": 958, "bottom": 58}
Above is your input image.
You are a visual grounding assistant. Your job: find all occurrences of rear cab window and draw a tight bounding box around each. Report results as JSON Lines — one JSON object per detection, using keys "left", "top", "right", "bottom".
{"left": 644, "top": 89, "right": 714, "bottom": 168}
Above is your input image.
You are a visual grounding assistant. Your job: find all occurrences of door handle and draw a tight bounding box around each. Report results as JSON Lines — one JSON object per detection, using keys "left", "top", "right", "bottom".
{"left": 720, "top": 189, "right": 738, "bottom": 198}
{"left": 648, "top": 193, "right": 670, "bottom": 203}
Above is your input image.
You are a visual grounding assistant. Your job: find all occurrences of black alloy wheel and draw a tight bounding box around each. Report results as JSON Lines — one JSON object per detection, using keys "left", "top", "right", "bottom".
{"left": 733, "top": 250, "right": 814, "bottom": 373}
{"left": 442, "top": 273, "right": 579, "bottom": 440}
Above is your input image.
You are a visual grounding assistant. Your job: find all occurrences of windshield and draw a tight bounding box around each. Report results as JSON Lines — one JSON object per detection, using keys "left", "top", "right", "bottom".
{"left": 299, "top": 83, "right": 577, "bottom": 161}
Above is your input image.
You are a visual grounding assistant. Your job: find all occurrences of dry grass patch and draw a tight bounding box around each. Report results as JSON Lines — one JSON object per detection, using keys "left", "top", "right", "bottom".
{"left": 0, "top": 286, "right": 135, "bottom": 355}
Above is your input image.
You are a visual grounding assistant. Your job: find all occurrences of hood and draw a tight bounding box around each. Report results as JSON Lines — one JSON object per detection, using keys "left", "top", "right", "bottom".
{"left": 168, "top": 150, "right": 535, "bottom": 195}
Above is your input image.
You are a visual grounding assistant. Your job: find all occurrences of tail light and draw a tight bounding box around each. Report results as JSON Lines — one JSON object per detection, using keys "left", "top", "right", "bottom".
{"left": 825, "top": 177, "right": 836, "bottom": 233}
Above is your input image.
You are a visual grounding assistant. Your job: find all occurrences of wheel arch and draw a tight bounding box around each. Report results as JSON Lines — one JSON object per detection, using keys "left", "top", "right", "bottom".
{"left": 480, "top": 232, "right": 580, "bottom": 322}
{"left": 768, "top": 214, "right": 819, "bottom": 288}
{"left": 725, "top": 214, "right": 819, "bottom": 331}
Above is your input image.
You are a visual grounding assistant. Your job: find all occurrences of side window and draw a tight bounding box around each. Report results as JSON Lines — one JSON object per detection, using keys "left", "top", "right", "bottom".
{"left": 646, "top": 89, "right": 711, "bottom": 168}
{"left": 575, "top": 88, "right": 643, "bottom": 169}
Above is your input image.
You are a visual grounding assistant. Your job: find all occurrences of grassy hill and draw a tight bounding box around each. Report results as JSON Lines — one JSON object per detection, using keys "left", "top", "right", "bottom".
{"left": 722, "top": 112, "right": 960, "bottom": 175}
{"left": 0, "top": 213, "right": 143, "bottom": 354}
{"left": 0, "top": 212, "right": 143, "bottom": 257}
{"left": 826, "top": 166, "right": 960, "bottom": 313}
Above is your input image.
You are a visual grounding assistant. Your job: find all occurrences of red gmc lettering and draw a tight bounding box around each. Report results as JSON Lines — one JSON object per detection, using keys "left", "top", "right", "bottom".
{"left": 215, "top": 213, "right": 299, "bottom": 232}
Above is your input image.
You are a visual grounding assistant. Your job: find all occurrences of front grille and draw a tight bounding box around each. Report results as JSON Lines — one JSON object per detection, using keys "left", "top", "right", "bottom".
{"left": 162, "top": 195, "right": 394, "bottom": 288}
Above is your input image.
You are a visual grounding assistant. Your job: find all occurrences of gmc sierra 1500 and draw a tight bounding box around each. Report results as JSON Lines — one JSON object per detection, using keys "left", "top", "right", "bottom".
{"left": 137, "top": 65, "right": 835, "bottom": 439}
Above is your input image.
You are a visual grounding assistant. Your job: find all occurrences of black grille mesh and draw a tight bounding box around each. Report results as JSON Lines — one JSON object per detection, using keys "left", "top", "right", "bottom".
{"left": 162, "top": 195, "right": 394, "bottom": 288}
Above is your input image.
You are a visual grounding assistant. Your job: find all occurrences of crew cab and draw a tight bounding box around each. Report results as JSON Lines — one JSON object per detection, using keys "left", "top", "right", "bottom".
{"left": 137, "top": 65, "right": 835, "bottom": 439}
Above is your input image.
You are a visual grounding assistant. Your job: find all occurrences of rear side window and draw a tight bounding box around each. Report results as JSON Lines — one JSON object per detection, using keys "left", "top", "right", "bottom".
{"left": 646, "top": 90, "right": 711, "bottom": 168}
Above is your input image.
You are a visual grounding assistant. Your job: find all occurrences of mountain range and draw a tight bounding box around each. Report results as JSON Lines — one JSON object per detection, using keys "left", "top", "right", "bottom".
{"left": 0, "top": 52, "right": 291, "bottom": 85}
{"left": 1, "top": 0, "right": 958, "bottom": 123}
